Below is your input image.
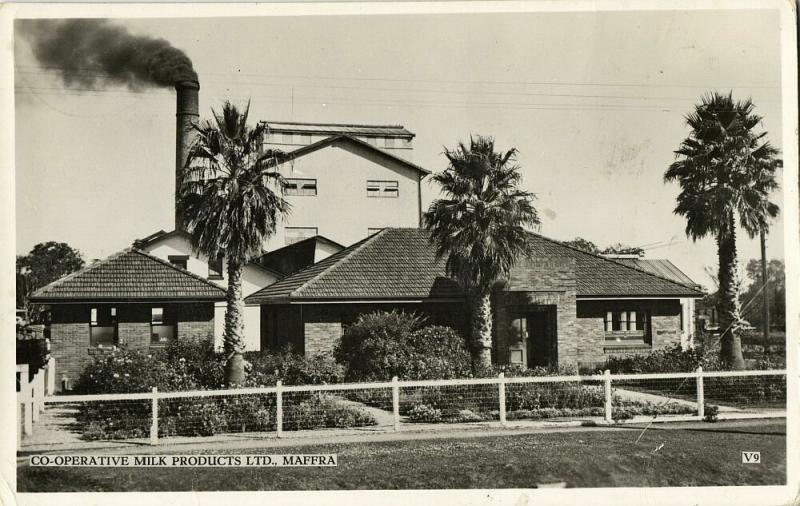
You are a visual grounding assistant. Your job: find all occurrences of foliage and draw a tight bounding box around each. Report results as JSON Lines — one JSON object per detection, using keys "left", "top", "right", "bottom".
{"left": 16, "top": 242, "right": 84, "bottom": 320}
{"left": 73, "top": 344, "right": 365, "bottom": 440}
{"left": 562, "top": 237, "right": 600, "bottom": 254}
{"left": 423, "top": 135, "right": 540, "bottom": 368}
{"left": 741, "top": 258, "right": 786, "bottom": 331}
{"left": 611, "top": 408, "right": 634, "bottom": 423}
{"left": 407, "top": 404, "right": 443, "bottom": 423}
{"left": 600, "top": 243, "right": 645, "bottom": 257}
{"left": 244, "top": 348, "right": 345, "bottom": 386}
{"left": 334, "top": 311, "right": 471, "bottom": 381}
{"left": 177, "top": 100, "right": 291, "bottom": 385}
{"left": 283, "top": 394, "right": 377, "bottom": 431}
{"left": 664, "top": 92, "right": 781, "bottom": 369}
{"left": 703, "top": 404, "right": 719, "bottom": 423}
{"left": 601, "top": 343, "right": 720, "bottom": 374}
{"left": 505, "top": 383, "right": 604, "bottom": 411}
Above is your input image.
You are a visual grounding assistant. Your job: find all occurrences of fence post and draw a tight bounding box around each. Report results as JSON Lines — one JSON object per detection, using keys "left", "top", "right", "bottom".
{"left": 17, "top": 401, "right": 22, "bottom": 448}
{"left": 150, "top": 387, "right": 158, "bottom": 445}
{"left": 392, "top": 376, "right": 400, "bottom": 431}
{"left": 604, "top": 370, "right": 613, "bottom": 423}
{"left": 35, "top": 371, "right": 45, "bottom": 415}
{"left": 696, "top": 366, "right": 704, "bottom": 420}
{"left": 276, "top": 380, "right": 283, "bottom": 439}
{"left": 46, "top": 358, "right": 56, "bottom": 395}
{"left": 498, "top": 373, "right": 507, "bottom": 427}
{"left": 23, "top": 397, "right": 33, "bottom": 436}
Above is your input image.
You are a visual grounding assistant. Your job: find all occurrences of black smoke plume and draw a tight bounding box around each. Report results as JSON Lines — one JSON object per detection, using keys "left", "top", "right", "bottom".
{"left": 19, "top": 19, "right": 196, "bottom": 89}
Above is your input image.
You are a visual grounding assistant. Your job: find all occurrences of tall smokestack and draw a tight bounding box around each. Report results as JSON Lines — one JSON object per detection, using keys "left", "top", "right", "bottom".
{"left": 175, "top": 79, "right": 200, "bottom": 230}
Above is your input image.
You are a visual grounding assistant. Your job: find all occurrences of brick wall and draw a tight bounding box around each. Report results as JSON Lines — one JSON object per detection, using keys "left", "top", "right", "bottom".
{"left": 495, "top": 257, "right": 578, "bottom": 368}
{"left": 575, "top": 299, "right": 683, "bottom": 370}
{"left": 49, "top": 302, "right": 216, "bottom": 391}
{"left": 259, "top": 302, "right": 469, "bottom": 356}
{"left": 49, "top": 321, "right": 90, "bottom": 391}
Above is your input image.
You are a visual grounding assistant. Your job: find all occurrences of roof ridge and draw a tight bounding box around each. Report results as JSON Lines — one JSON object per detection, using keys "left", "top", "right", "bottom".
{"left": 31, "top": 247, "right": 135, "bottom": 297}
{"left": 284, "top": 135, "right": 430, "bottom": 175}
{"left": 531, "top": 232, "right": 703, "bottom": 294}
{"left": 293, "top": 229, "right": 388, "bottom": 297}
{"left": 261, "top": 120, "right": 407, "bottom": 129}
{"left": 130, "top": 248, "right": 227, "bottom": 292}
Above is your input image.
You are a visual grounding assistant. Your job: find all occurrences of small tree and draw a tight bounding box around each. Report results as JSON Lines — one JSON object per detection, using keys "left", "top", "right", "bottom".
{"left": 424, "top": 136, "right": 539, "bottom": 369}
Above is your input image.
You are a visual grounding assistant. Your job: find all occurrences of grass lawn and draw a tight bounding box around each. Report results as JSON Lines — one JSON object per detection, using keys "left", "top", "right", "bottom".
{"left": 18, "top": 420, "right": 786, "bottom": 491}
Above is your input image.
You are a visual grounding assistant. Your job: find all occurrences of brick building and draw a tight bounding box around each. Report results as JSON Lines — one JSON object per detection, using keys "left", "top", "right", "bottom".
{"left": 245, "top": 228, "right": 703, "bottom": 369}
{"left": 29, "top": 248, "right": 226, "bottom": 391}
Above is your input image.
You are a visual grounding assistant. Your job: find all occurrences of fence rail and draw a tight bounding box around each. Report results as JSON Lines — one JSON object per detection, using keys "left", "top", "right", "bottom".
{"left": 24, "top": 368, "right": 786, "bottom": 448}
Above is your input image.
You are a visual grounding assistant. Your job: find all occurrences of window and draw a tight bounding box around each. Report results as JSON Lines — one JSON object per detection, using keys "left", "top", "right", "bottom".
{"left": 384, "top": 137, "right": 396, "bottom": 149}
{"left": 285, "top": 227, "right": 318, "bottom": 245}
{"left": 367, "top": 180, "right": 399, "bottom": 198}
{"left": 208, "top": 254, "right": 223, "bottom": 280}
{"left": 90, "top": 306, "right": 117, "bottom": 347}
{"left": 604, "top": 310, "right": 649, "bottom": 343}
{"left": 150, "top": 307, "right": 175, "bottom": 345}
{"left": 168, "top": 255, "right": 189, "bottom": 270}
{"left": 298, "top": 134, "right": 312, "bottom": 145}
{"left": 284, "top": 178, "right": 317, "bottom": 196}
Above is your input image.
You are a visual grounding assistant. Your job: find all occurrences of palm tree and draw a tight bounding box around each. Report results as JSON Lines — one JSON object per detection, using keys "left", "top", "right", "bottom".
{"left": 424, "top": 136, "right": 539, "bottom": 369}
{"left": 178, "top": 101, "right": 290, "bottom": 385}
{"left": 664, "top": 92, "right": 780, "bottom": 369}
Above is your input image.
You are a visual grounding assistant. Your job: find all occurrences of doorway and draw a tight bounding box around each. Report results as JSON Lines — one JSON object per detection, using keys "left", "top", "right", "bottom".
{"left": 508, "top": 306, "right": 557, "bottom": 368}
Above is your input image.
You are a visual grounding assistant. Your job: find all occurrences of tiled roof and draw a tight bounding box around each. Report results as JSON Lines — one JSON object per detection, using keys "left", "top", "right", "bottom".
{"left": 245, "top": 229, "right": 703, "bottom": 305}
{"left": 286, "top": 135, "right": 430, "bottom": 175}
{"left": 245, "top": 229, "right": 463, "bottom": 304}
{"left": 611, "top": 258, "right": 701, "bottom": 289}
{"left": 527, "top": 235, "right": 704, "bottom": 297}
{"left": 255, "top": 235, "right": 344, "bottom": 277}
{"left": 30, "top": 248, "right": 226, "bottom": 302}
{"left": 262, "top": 120, "right": 414, "bottom": 138}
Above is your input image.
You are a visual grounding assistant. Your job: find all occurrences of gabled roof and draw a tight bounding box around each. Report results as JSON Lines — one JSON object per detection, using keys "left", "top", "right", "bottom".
{"left": 30, "top": 248, "right": 227, "bottom": 302}
{"left": 245, "top": 229, "right": 463, "bottom": 304}
{"left": 245, "top": 228, "right": 704, "bottom": 305}
{"left": 285, "top": 135, "right": 430, "bottom": 175}
{"left": 262, "top": 120, "right": 414, "bottom": 139}
{"left": 255, "top": 235, "right": 344, "bottom": 277}
{"left": 133, "top": 229, "right": 283, "bottom": 278}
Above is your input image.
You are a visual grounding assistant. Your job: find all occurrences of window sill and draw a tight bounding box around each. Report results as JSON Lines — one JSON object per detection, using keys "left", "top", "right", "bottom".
{"left": 603, "top": 343, "right": 651, "bottom": 354}
{"left": 208, "top": 276, "right": 224, "bottom": 281}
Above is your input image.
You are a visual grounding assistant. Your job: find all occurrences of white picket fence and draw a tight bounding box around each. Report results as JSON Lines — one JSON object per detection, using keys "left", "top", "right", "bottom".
{"left": 30, "top": 367, "right": 786, "bottom": 447}
{"left": 17, "top": 358, "right": 57, "bottom": 445}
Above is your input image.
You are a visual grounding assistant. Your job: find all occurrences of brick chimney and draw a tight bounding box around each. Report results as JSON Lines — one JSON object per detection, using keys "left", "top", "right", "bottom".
{"left": 175, "top": 79, "right": 200, "bottom": 230}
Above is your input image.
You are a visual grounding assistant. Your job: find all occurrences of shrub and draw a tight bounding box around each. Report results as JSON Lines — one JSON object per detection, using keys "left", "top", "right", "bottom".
{"left": 164, "top": 400, "right": 227, "bottom": 437}
{"left": 407, "top": 404, "right": 442, "bottom": 423}
{"left": 602, "top": 344, "right": 719, "bottom": 374}
{"left": 163, "top": 338, "right": 226, "bottom": 389}
{"left": 704, "top": 404, "right": 719, "bottom": 423}
{"left": 335, "top": 310, "right": 471, "bottom": 381}
{"left": 282, "top": 395, "right": 376, "bottom": 431}
{"left": 244, "top": 348, "right": 344, "bottom": 386}
{"left": 73, "top": 348, "right": 199, "bottom": 395}
{"left": 611, "top": 408, "right": 634, "bottom": 423}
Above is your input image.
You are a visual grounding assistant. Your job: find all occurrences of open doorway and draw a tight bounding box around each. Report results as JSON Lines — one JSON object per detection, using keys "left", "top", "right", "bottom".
{"left": 508, "top": 306, "right": 557, "bottom": 368}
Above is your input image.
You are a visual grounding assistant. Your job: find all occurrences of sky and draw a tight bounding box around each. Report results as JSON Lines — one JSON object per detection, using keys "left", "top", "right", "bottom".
{"left": 14, "top": 8, "right": 786, "bottom": 291}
